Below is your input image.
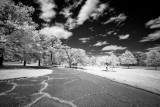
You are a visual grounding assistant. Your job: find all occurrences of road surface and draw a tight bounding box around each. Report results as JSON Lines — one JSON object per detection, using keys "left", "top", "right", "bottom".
{"left": 0, "top": 67, "right": 160, "bottom": 107}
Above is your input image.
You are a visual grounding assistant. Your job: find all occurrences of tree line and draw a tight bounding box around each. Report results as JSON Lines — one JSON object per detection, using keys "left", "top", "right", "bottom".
{"left": 0, "top": 0, "right": 160, "bottom": 70}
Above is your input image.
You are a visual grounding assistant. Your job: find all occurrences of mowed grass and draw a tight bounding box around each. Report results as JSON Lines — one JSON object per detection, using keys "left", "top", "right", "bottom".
{"left": 0, "top": 62, "right": 52, "bottom": 80}
{"left": 78, "top": 65, "right": 160, "bottom": 95}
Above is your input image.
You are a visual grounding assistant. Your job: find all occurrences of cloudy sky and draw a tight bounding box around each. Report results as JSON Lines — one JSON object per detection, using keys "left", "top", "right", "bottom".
{"left": 14, "top": 0, "right": 160, "bottom": 56}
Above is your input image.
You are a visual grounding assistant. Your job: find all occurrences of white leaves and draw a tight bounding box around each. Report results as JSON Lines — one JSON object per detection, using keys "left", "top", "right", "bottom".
{"left": 145, "top": 50, "right": 160, "bottom": 66}
{"left": 120, "top": 50, "right": 137, "bottom": 65}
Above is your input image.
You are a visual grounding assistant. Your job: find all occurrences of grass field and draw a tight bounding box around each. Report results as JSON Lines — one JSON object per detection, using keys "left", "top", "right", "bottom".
{"left": 0, "top": 62, "right": 52, "bottom": 80}
{"left": 77, "top": 65, "right": 160, "bottom": 95}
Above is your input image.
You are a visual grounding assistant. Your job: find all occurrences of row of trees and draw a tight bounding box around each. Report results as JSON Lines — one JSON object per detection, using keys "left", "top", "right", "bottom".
{"left": 0, "top": 0, "right": 160, "bottom": 70}
{"left": 89, "top": 50, "right": 160, "bottom": 70}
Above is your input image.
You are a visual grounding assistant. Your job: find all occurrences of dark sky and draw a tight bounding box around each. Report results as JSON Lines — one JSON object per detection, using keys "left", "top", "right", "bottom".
{"left": 14, "top": 0, "right": 160, "bottom": 56}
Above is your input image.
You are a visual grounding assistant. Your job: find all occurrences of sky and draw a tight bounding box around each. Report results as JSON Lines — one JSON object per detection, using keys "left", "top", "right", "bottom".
{"left": 14, "top": 0, "right": 160, "bottom": 56}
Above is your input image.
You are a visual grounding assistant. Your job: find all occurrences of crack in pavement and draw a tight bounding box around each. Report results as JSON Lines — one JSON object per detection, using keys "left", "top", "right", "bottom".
{"left": 68, "top": 75, "right": 137, "bottom": 107}
{"left": 0, "top": 82, "right": 17, "bottom": 96}
{"left": 63, "top": 79, "right": 79, "bottom": 85}
{"left": 71, "top": 90, "right": 136, "bottom": 107}
{"left": 24, "top": 75, "right": 77, "bottom": 107}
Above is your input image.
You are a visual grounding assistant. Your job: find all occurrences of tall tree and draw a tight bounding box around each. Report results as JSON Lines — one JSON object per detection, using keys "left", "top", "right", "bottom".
{"left": 63, "top": 47, "right": 78, "bottom": 68}
{"left": 90, "top": 56, "right": 97, "bottom": 66}
{"left": 44, "top": 36, "right": 62, "bottom": 66}
{"left": 72, "top": 49, "right": 87, "bottom": 66}
{"left": 132, "top": 51, "right": 143, "bottom": 66}
{"left": 109, "top": 54, "right": 119, "bottom": 70}
{"left": 145, "top": 50, "right": 160, "bottom": 70}
{"left": 0, "top": 0, "right": 35, "bottom": 35}
{"left": 0, "top": 0, "right": 36, "bottom": 66}
{"left": 120, "top": 50, "right": 137, "bottom": 69}
{"left": 6, "top": 23, "right": 36, "bottom": 66}
{"left": 139, "top": 53, "right": 147, "bottom": 66}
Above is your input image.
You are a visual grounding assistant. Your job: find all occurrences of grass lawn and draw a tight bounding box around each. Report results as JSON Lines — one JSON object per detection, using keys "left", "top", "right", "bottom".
{"left": 77, "top": 65, "right": 160, "bottom": 95}
{"left": 0, "top": 62, "right": 52, "bottom": 80}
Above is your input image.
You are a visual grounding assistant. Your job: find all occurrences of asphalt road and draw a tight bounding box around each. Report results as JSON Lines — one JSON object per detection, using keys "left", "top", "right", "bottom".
{"left": 0, "top": 67, "right": 160, "bottom": 107}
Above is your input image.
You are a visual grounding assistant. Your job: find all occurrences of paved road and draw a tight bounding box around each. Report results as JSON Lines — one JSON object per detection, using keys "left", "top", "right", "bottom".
{"left": 0, "top": 67, "right": 160, "bottom": 107}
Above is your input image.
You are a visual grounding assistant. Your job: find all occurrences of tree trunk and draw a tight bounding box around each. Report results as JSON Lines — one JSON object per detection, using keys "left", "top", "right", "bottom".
{"left": 106, "top": 66, "right": 108, "bottom": 71}
{"left": 128, "top": 64, "right": 129, "bottom": 69}
{"left": 0, "top": 54, "right": 4, "bottom": 67}
{"left": 50, "top": 53, "right": 53, "bottom": 65}
{"left": 38, "top": 60, "right": 41, "bottom": 66}
{"left": 69, "top": 64, "right": 71, "bottom": 68}
{"left": 69, "top": 61, "right": 72, "bottom": 68}
{"left": 23, "top": 60, "right": 26, "bottom": 66}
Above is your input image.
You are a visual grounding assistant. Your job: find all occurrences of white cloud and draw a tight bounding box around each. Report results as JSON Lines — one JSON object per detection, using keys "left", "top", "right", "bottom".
{"left": 140, "top": 30, "right": 160, "bottom": 42}
{"left": 102, "top": 45, "right": 127, "bottom": 51}
{"left": 77, "top": 0, "right": 99, "bottom": 25}
{"left": 90, "top": 3, "right": 107, "bottom": 20}
{"left": 65, "top": 0, "right": 83, "bottom": 8}
{"left": 40, "top": 26, "right": 72, "bottom": 39}
{"left": 37, "top": 0, "right": 56, "bottom": 22}
{"left": 147, "top": 45, "right": 160, "bottom": 51}
{"left": 107, "top": 31, "right": 114, "bottom": 35}
{"left": 119, "top": 34, "right": 130, "bottom": 40}
{"left": 104, "top": 51, "right": 114, "bottom": 55}
{"left": 60, "top": 7, "right": 72, "bottom": 18}
{"left": 65, "top": 17, "right": 77, "bottom": 30}
{"left": 103, "top": 13, "right": 127, "bottom": 25}
{"left": 79, "top": 37, "right": 91, "bottom": 43}
{"left": 146, "top": 16, "right": 160, "bottom": 29}
{"left": 93, "top": 41, "right": 108, "bottom": 47}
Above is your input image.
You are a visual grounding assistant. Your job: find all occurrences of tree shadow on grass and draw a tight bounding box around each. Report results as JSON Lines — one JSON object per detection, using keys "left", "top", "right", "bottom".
{"left": 0, "top": 65, "right": 51, "bottom": 70}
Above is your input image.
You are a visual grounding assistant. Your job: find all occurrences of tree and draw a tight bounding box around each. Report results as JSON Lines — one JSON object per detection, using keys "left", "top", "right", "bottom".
{"left": 63, "top": 46, "right": 86, "bottom": 68}
{"left": 54, "top": 49, "right": 66, "bottom": 65}
{"left": 139, "top": 53, "right": 147, "bottom": 66}
{"left": 96, "top": 56, "right": 110, "bottom": 67}
{"left": 120, "top": 50, "right": 137, "bottom": 69}
{"left": 45, "top": 36, "right": 62, "bottom": 65}
{"left": 97, "top": 56, "right": 106, "bottom": 66}
{"left": 132, "top": 51, "right": 143, "bottom": 66}
{"left": 6, "top": 23, "right": 36, "bottom": 66}
{"left": 0, "top": 0, "right": 35, "bottom": 66}
{"left": 0, "top": 0, "right": 35, "bottom": 35}
{"left": 145, "top": 50, "right": 160, "bottom": 70}
{"left": 90, "top": 56, "right": 97, "bottom": 66}
{"left": 72, "top": 49, "right": 87, "bottom": 66}
{"left": 109, "top": 54, "right": 119, "bottom": 70}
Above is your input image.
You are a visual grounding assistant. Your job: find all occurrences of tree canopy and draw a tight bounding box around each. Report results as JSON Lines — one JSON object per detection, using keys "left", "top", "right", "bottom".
{"left": 145, "top": 50, "right": 160, "bottom": 70}
{"left": 120, "top": 50, "right": 137, "bottom": 69}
